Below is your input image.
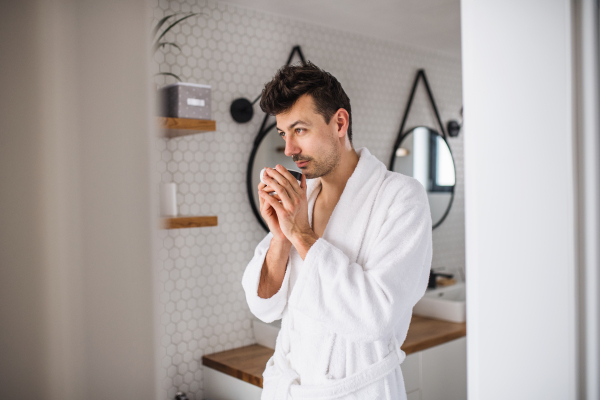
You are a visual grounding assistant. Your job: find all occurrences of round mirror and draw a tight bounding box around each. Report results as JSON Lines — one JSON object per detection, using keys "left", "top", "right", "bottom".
{"left": 389, "top": 126, "right": 456, "bottom": 229}
{"left": 247, "top": 122, "right": 299, "bottom": 233}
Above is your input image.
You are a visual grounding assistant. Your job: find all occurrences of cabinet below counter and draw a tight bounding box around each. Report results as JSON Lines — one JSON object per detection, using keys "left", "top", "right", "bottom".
{"left": 202, "top": 315, "right": 466, "bottom": 389}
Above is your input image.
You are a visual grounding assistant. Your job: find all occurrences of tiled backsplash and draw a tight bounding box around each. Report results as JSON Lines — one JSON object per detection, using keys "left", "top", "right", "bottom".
{"left": 151, "top": 0, "right": 464, "bottom": 398}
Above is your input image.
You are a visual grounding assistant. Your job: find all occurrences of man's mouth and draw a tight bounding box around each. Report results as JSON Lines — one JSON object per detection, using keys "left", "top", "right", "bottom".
{"left": 296, "top": 160, "right": 309, "bottom": 168}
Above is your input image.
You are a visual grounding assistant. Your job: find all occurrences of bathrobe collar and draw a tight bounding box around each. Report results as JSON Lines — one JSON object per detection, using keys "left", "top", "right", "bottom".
{"left": 305, "top": 147, "right": 387, "bottom": 265}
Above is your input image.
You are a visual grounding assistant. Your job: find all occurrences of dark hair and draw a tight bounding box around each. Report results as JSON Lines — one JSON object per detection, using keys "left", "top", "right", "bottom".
{"left": 259, "top": 60, "right": 353, "bottom": 145}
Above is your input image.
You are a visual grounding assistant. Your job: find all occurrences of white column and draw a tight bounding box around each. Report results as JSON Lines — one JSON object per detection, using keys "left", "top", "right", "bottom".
{"left": 461, "top": 1, "right": 577, "bottom": 398}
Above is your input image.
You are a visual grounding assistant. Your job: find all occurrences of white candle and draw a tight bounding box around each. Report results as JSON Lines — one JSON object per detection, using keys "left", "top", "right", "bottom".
{"left": 159, "top": 182, "right": 177, "bottom": 217}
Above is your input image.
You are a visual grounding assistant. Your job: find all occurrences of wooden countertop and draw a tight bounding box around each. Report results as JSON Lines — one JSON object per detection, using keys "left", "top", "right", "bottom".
{"left": 202, "top": 315, "right": 466, "bottom": 388}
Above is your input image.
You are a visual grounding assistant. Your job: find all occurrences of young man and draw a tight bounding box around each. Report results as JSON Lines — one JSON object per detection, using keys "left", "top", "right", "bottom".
{"left": 241, "top": 61, "right": 432, "bottom": 400}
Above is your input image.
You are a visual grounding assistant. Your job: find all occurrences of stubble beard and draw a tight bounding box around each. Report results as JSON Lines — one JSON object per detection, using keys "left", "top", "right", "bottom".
{"left": 302, "top": 136, "right": 341, "bottom": 180}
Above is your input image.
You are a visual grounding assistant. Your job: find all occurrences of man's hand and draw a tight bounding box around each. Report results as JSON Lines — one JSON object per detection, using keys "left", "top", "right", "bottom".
{"left": 257, "top": 173, "right": 288, "bottom": 244}
{"left": 258, "top": 165, "right": 318, "bottom": 259}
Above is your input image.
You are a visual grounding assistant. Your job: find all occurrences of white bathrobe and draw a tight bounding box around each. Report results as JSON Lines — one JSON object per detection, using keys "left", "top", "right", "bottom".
{"left": 242, "top": 147, "right": 432, "bottom": 400}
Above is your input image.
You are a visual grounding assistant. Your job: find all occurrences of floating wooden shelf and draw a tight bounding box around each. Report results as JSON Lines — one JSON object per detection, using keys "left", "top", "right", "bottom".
{"left": 158, "top": 117, "right": 216, "bottom": 138}
{"left": 161, "top": 215, "right": 218, "bottom": 229}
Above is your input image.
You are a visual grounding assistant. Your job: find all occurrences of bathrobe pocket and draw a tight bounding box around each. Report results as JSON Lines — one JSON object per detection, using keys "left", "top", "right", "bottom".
{"left": 288, "top": 311, "right": 337, "bottom": 385}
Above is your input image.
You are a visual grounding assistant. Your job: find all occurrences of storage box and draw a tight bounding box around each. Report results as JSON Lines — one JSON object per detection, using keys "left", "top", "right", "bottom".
{"left": 159, "top": 82, "right": 211, "bottom": 119}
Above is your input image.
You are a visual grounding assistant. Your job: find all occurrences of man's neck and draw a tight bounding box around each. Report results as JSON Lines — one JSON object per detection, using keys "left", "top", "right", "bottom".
{"left": 318, "top": 148, "right": 359, "bottom": 205}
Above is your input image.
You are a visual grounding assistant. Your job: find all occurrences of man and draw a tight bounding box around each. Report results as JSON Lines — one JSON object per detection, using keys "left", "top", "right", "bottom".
{"left": 241, "top": 61, "right": 432, "bottom": 400}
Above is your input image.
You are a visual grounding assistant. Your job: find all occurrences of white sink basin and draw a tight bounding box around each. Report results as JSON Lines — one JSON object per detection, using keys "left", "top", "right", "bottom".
{"left": 252, "top": 318, "right": 281, "bottom": 349}
{"left": 412, "top": 282, "right": 466, "bottom": 323}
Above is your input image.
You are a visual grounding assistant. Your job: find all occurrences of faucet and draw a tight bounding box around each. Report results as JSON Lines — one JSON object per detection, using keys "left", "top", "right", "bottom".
{"left": 428, "top": 269, "right": 454, "bottom": 289}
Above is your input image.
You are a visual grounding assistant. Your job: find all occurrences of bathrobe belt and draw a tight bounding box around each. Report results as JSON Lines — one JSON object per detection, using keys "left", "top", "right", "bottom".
{"left": 268, "top": 333, "right": 406, "bottom": 400}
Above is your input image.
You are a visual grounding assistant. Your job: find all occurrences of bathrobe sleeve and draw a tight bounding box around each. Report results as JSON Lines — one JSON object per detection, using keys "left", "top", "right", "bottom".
{"left": 287, "top": 191, "right": 433, "bottom": 343}
{"left": 241, "top": 232, "right": 292, "bottom": 323}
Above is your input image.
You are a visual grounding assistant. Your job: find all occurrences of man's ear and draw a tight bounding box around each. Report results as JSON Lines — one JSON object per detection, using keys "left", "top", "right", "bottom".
{"left": 335, "top": 108, "right": 350, "bottom": 138}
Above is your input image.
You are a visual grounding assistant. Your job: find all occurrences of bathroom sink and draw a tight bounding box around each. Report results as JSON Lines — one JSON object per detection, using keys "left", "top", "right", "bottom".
{"left": 252, "top": 318, "right": 281, "bottom": 349}
{"left": 412, "top": 282, "right": 466, "bottom": 323}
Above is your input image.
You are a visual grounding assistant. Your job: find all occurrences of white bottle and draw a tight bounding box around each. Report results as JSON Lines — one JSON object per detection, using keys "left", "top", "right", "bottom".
{"left": 159, "top": 182, "right": 177, "bottom": 217}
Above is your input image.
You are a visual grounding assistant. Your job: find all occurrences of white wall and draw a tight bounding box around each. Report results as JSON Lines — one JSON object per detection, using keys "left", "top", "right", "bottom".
{"left": 461, "top": 1, "right": 577, "bottom": 398}
{"left": 0, "top": 1, "right": 158, "bottom": 399}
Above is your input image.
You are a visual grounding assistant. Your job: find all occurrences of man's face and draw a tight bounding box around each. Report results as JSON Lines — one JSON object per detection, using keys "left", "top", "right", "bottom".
{"left": 276, "top": 93, "right": 342, "bottom": 180}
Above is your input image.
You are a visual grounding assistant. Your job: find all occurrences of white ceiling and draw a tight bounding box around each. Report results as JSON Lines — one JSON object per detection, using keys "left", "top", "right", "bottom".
{"left": 219, "top": 0, "right": 462, "bottom": 56}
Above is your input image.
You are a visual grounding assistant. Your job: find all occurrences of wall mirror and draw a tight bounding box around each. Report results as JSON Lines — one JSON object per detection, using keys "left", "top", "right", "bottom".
{"left": 243, "top": 45, "right": 306, "bottom": 233}
{"left": 247, "top": 123, "right": 298, "bottom": 233}
{"left": 389, "top": 126, "right": 456, "bottom": 229}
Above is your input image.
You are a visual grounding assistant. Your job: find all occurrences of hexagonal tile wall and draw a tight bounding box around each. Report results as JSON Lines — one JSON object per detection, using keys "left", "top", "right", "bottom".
{"left": 151, "top": 0, "right": 464, "bottom": 398}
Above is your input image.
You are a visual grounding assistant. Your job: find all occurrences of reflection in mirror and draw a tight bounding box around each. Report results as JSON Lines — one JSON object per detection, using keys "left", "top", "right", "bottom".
{"left": 391, "top": 126, "right": 456, "bottom": 228}
{"left": 250, "top": 125, "right": 298, "bottom": 224}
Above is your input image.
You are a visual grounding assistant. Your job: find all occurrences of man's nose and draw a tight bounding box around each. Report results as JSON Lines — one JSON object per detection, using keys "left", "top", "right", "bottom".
{"left": 284, "top": 138, "right": 300, "bottom": 158}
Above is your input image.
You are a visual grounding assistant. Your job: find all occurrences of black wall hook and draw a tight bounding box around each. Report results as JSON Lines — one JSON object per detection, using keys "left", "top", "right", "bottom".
{"left": 446, "top": 106, "right": 462, "bottom": 137}
{"left": 447, "top": 120, "right": 460, "bottom": 137}
{"left": 230, "top": 45, "right": 306, "bottom": 123}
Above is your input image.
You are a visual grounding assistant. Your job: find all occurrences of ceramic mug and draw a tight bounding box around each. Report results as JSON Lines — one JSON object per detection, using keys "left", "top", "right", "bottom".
{"left": 260, "top": 167, "right": 302, "bottom": 196}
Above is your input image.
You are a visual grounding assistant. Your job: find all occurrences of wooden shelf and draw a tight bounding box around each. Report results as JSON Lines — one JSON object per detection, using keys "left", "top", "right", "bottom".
{"left": 161, "top": 215, "right": 218, "bottom": 229}
{"left": 158, "top": 117, "right": 216, "bottom": 138}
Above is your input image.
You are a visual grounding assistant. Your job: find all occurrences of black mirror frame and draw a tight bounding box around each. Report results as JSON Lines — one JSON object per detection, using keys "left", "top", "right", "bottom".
{"left": 389, "top": 125, "right": 456, "bottom": 230}
{"left": 246, "top": 46, "right": 306, "bottom": 233}
{"left": 388, "top": 69, "right": 457, "bottom": 230}
{"left": 247, "top": 121, "right": 277, "bottom": 233}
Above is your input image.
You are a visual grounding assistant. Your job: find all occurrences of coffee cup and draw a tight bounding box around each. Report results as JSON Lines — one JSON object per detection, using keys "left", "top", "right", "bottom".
{"left": 260, "top": 167, "right": 302, "bottom": 196}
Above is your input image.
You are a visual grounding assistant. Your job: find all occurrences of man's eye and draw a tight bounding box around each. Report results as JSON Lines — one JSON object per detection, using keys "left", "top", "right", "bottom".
{"left": 279, "top": 131, "right": 285, "bottom": 137}
{"left": 296, "top": 128, "right": 305, "bottom": 134}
